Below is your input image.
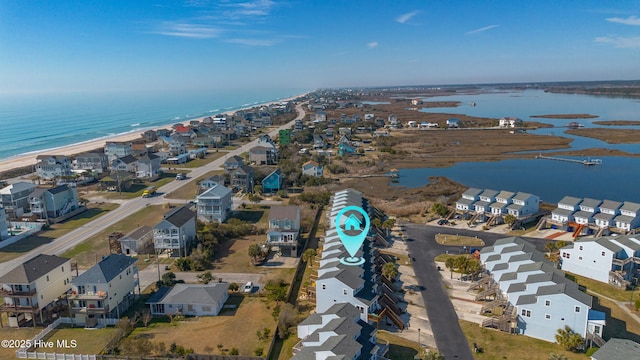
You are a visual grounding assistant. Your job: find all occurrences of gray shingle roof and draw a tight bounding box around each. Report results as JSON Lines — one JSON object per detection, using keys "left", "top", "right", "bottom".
{"left": 197, "top": 183, "right": 232, "bottom": 199}
{"left": 163, "top": 205, "right": 196, "bottom": 227}
{"left": 621, "top": 201, "right": 640, "bottom": 213}
{"left": 123, "top": 225, "right": 152, "bottom": 241}
{"left": 72, "top": 254, "right": 136, "bottom": 285}
{"left": 579, "top": 198, "right": 602, "bottom": 209}
{"left": 495, "top": 190, "right": 515, "bottom": 200}
{"left": 600, "top": 199, "right": 622, "bottom": 210}
{"left": 48, "top": 184, "right": 70, "bottom": 195}
{"left": 591, "top": 338, "right": 640, "bottom": 360}
{"left": 0, "top": 254, "right": 69, "bottom": 284}
{"left": 148, "top": 283, "right": 229, "bottom": 305}
{"left": 558, "top": 196, "right": 582, "bottom": 207}
{"left": 462, "top": 188, "right": 482, "bottom": 198}
{"left": 269, "top": 205, "right": 300, "bottom": 220}
{"left": 513, "top": 192, "right": 535, "bottom": 201}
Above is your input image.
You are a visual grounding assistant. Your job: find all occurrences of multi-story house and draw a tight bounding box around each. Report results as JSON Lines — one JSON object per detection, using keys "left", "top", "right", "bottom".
{"left": 104, "top": 142, "right": 133, "bottom": 163}
{"left": 573, "top": 198, "right": 602, "bottom": 225}
{"left": 68, "top": 254, "right": 139, "bottom": 327}
{"left": 0, "top": 254, "right": 71, "bottom": 327}
{"left": 135, "top": 153, "right": 162, "bottom": 179}
{"left": 119, "top": 225, "right": 154, "bottom": 256}
{"left": 249, "top": 146, "right": 277, "bottom": 165}
{"left": 315, "top": 111, "right": 327, "bottom": 122}
{"left": 474, "top": 189, "right": 498, "bottom": 215}
{"left": 110, "top": 155, "right": 138, "bottom": 173}
{"left": 0, "top": 207, "right": 8, "bottom": 240}
{"left": 199, "top": 175, "right": 226, "bottom": 190}
{"left": 614, "top": 201, "right": 640, "bottom": 232}
{"left": 301, "top": 161, "right": 323, "bottom": 178}
{"left": 153, "top": 205, "right": 197, "bottom": 257}
{"left": 28, "top": 184, "right": 80, "bottom": 222}
{"left": 224, "top": 155, "right": 244, "bottom": 172}
{"left": 507, "top": 192, "right": 540, "bottom": 218}
{"left": 262, "top": 168, "right": 284, "bottom": 194}
{"left": 594, "top": 200, "right": 622, "bottom": 228}
{"left": 0, "top": 182, "right": 37, "bottom": 218}
{"left": 560, "top": 235, "right": 640, "bottom": 286}
{"left": 478, "top": 238, "right": 604, "bottom": 343}
{"left": 551, "top": 196, "right": 582, "bottom": 223}
{"left": 230, "top": 165, "right": 254, "bottom": 193}
{"left": 267, "top": 206, "right": 300, "bottom": 257}
{"left": 456, "top": 188, "right": 482, "bottom": 212}
{"left": 35, "top": 155, "right": 73, "bottom": 181}
{"left": 73, "top": 152, "right": 108, "bottom": 174}
{"left": 196, "top": 183, "right": 232, "bottom": 223}
{"left": 159, "top": 136, "right": 187, "bottom": 156}
{"left": 490, "top": 190, "right": 515, "bottom": 216}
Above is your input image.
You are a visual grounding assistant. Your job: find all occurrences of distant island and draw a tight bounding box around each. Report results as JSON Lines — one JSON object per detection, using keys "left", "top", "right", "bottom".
{"left": 530, "top": 113, "right": 599, "bottom": 119}
{"left": 593, "top": 120, "right": 640, "bottom": 126}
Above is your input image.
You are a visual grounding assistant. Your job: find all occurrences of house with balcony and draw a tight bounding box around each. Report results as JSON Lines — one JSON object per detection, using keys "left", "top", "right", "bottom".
{"left": 35, "top": 155, "right": 73, "bottom": 181}
{"left": 73, "top": 152, "right": 108, "bottom": 174}
{"left": 301, "top": 161, "right": 323, "bottom": 178}
{"left": 249, "top": 146, "right": 278, "bottom": 165}
{"left": 153, "top": 205, "right": 197, "bottom": 257}
{"left": 110, "top": 155, "right": 138, "bottom": 173}
{"left": 196, "top": 182, "right": 232, "bottom": 223}
{"left": 446, "top": 118, "right": 460, "bottom": 128}
{"left": 573, "top": 198, "right": 602, "bottom": 225}
{"left": 199, "top": 175, "right": 226, "bottom": 190}
{"left": 119, "top": 225, "right": 153, "bottom": 256}
{"left": 490, "top": 190, "right": 515, "bottom": 216}
{"left": 473, "top": 189, "right": 498, "bottom": 218}
{"left": 267, "top": 206, "right": 300, "bottom": 257}
{"left": 230, "top": 165, "right": 254, "bottom": 193}
{"left": 560, "top": 235, "right": 640, "bottom": 287}
{"left": 456, "top": 188, "right": 482, "bottom": 212}
{"left": 104, "top": 142, "right": 133, "bottom": 163}
{"left": 160, "top": 136, "right": 187, "bottom": 156}
{"left": 136, "top": 153, "right": 162, "bottom": 179}
{"left": 614, "top": 202, "right": 640, "bottom": 232}
{"left": 477, "top": 237, "right": 603, "bottom": 343}
{"left": 499, "top": 117, "right": 523, "bottom": 128}
{"left": 146, "top": 283, "right": 229, "bottom": 316}
{"left": 594, "top": 200, "right": 622, "bottom": 228}
{"left": 507, "top": 192, "right": 540, "bottom": 218}
{"left": 0, "top": 182, "right": 38, "bottom": 218}
{"left": 551, "top": 196, "right": 582, "bottom": 223}
{"left": 69, "top": 254, "right": 139, "bottom": 327}
{"left": 262, "top": 168, "right": 284, "bottom": 194}
{"left": 224, "top": 155, "right": 244, "bottom": 172}
{"left": 28, "top": 184, "right": 80, "bottom": 222}
{"left": 0, "top": 254, "right": 71, "bottom": 327}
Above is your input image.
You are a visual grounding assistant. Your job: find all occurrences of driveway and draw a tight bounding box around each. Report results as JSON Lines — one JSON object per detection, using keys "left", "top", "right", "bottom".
{"left": 402, "top": 222, "right": 548, "bottom": 359}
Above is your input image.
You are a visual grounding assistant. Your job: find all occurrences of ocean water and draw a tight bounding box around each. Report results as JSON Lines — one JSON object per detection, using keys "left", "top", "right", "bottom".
{"left": 0, "top": 88, "right": 307, "bottom": 161}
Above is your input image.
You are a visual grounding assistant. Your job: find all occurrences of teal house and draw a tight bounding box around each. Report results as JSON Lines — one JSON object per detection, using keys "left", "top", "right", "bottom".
{"left": 262, "top": 169, "right": 284, "bottom": 194}
{"left": 338, "top": 143, "right": 356, "bottom": 156}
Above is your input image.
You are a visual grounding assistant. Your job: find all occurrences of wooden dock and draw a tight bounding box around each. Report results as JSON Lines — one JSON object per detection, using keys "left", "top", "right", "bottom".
{"left": 535, "top": 154, "right": 602, "bottom": 166}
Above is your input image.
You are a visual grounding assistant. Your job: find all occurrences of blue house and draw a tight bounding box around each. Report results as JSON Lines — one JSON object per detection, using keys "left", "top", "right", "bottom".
{"left": 338, "top": 143, "right": 356, "bottom": 156}
{"left": 262, "top": 168, "right": 284, "bottom": 194}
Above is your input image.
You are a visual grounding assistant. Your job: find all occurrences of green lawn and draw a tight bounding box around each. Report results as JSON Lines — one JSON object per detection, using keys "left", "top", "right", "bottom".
{"left": 459, "top": 320, "right": 586, "bottom": 360}
{"left": 42, "top": 325, "right": 118, "bottom": 355}
{"left": 164, "top": 170, "right": 224, "bottom": 200}
{"left": 0, "top": 203, "right": 119, "bottom": 263}
{"left": 376, "top": 330, "right": 420, "bottom": 359}
{"left": 435, "top": 233, "right": 485, "bottom": 247}
{"left": 161, "top": 151, "right": 226, "bottom": 168}
{"left": 565, "top": 272, "right": 632, "bottom": 302}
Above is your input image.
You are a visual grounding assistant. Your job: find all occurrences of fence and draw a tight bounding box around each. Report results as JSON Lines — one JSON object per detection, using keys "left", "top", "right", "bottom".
{"left": 186, "top": 355, "right": 265, "bottom": 360}
{"left": 17, "top": 352, "right": 97, "bottom": 360}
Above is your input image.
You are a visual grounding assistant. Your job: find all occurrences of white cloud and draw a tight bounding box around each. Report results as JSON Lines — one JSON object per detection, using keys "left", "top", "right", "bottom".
{"left": 595, "top": 36, "right": 640, "bottom": 48}
{"left": 153, "top": 22, "right": 223, "bottom": 39}
{"left": 226, "top": 38, "right": 279, "bottom": 46}
{"left": 367, "top": 41, "right": 378, "bottom": 49}
{"left": 395, "top": 11, "right": 419, "bottom": 24}
{"left": 222, "top": 0, "right": 276, "bottom": 18}
{"left": 606, "top": 15, "right": 640, "bottom": 26}
{"left": 466, "top": 24, "right": 500, "bottom": 35}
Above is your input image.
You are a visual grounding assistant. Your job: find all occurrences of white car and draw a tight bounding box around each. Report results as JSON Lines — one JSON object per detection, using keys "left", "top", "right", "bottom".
{"left": 243, "top": 282, "right": 253, "bottom": 293}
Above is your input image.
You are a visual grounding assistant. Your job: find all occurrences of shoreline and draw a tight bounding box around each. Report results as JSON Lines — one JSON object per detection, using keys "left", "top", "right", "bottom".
{"left": 0, "top": 92, "right": 308, "bottom": 176}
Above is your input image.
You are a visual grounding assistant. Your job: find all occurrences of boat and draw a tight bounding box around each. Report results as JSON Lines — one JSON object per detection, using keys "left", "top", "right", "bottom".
{"left": 568, "top": 122, "right": 584, "bottom": 128}
{"left": 471, "top": 102, "right": 477, "bottom": 107}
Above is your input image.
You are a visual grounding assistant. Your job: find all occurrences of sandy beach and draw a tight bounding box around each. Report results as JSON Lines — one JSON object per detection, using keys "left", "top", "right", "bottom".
{"left": 0, "top": 94, "right": 307, "bottom": 176}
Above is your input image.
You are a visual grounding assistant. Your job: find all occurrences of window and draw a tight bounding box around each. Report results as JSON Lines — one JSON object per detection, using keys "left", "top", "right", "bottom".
{"left": 343, "top": 289, "right": 348, "bottom": 295}
{"left": 579, "top": 256, "right": 583, "bottom": 260}
{"left": 575, "top": 306, "right": 581, "bottom": 313}
{"left": 46, "top": 275, "right": 49, "bottom": 282}
{"left": 61, "top": 266, "right": 64, "bottom": 272}
{"left": 322, "top": 284, "right": 326, "bottom": 290}
{"left": 601, "top": 251, "right": 605, "bottom": 256}
{"left": 545, "top": 314, "right": 551, "bottom": 320}
{"left": 579, "top": 246, "right": 583, "bottom": 251}
{"left": 544, "top": 300, "right": 550, "bottom": 307}
{"left": 521, "top": 309, "right": 531, "bottom": 317}
{"left": 566, "top": 253, "right": 570, "bottom": 259}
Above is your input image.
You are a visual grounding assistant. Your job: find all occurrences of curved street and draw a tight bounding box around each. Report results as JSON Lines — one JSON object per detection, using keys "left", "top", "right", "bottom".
{"left": 0, "top": 104, "right": 306, "bottom": 277}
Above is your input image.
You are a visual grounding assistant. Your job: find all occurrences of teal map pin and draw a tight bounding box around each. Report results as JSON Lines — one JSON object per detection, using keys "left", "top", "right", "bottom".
{"left": 335, "top": 205, "right": 370, "bottom": 266}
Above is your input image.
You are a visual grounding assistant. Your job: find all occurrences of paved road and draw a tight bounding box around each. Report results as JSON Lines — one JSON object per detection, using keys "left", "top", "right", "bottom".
{"left": 0, "top": 104, "right": 306, "bottom": 276}
{"left": 402, "top": 222, "right": 547, "bottom": 360}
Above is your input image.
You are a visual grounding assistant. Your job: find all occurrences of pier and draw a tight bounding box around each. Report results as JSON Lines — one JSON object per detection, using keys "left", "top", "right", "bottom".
{"left": 535, "top": 154, "right": 602, "bottom": 166}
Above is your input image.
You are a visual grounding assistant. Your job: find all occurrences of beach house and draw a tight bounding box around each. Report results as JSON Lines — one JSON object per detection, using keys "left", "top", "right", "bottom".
{"left": 223, "top": 155, "right": 244, "bottom": 172}
{"left": 267, "top": 205, "right": 300, "bottom": 257}
{"left": 560, "top": 235, "right": 640, "bottom": 287}
{"left": 196, "top": 183, "right": 232, "bottom": 223}
{"left": 230, "top": 165, "right": 254, "bottom": 193}
{"left": 0, "top": 254, "right": 72, "bottom": 327}
{"left": 119, "top": 225, "right": 154, "bottom": 256}
{"left": 28, "top": 184, "right": 80, "bottom": 222}
{"left": 68, "top": 254, "right": 139, "bottom": 327}
{"left": 614, "top": 201, "right": 640, "bottom": 232}
{"left": 110, "top": 155, "right": 138, "bottom": 173}
{"left": 456, "top": 188, "right": 482, "bottom": 211}
{"left": 249, "top": 146, "right": 278, "bottom": 165}
{"left": 477, "top": 237, "right": 603, "bottom": 343}
{"left": 573, "top": 198, "right": 602, "bottom": 225}
{"left": 35, "top": 155, "right": 73, "bottom": 181}
{"left": 0, "top": 207, "right": 8, "bottom": 240}
{"left": 446, "top": 118, "right": 460, "bottom": 128}
{"left": 474, "top": 189, "right": 499, "bottom": 215}
{"left": 507, "top": 192, "right": 540, "bottom": 218}
{"left": 551, "top": 196, "right": 582, "bottom": 223}
{"left": 499, "top": 117, "right": 523, "bottom": 128}
{"left": 301, "top": 161, "right": 323, "bottom": 178}
{"left": 262, "top": 168, "right": 284, "bottom": 194}
{"left": 147, "top": 283, "right": 229, "bottom": 316}
{"left": 104, "top": 142, "right": 133, "bottom": 163}
{"left": 153, "top": 205, "right": 197, "bottom": 257}
{"left": 490, "top": 190, "right": 516, "bottom": 216}
{"left": 73, "top": 152, "right": 109, "bottom": 174}
{"left": 0, "top": 182, "right": 38, "bottom": 218}
{"left": 199, "top": 175, "right": 226, "bottom": 190}
{"left": 135, "top": 153, "right": 162, "bottom": 179}
{"left": 594, "top": 200, "right": 622, "bottom": 228}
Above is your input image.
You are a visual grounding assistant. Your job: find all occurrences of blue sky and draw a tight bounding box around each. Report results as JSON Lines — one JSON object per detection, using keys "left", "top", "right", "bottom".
{"left": 1, "top": 0, "right": 639, "bottom": 94}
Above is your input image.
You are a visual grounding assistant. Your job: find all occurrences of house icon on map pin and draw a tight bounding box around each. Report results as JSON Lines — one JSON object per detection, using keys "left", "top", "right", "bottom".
{"left": 344, "top": 213, "right": 362, "bottom": 231}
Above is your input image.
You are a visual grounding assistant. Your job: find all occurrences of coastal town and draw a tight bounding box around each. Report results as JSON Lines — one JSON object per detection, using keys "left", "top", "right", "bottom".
{"left": 0, "top": 85, "right": 639, "bottom": 360}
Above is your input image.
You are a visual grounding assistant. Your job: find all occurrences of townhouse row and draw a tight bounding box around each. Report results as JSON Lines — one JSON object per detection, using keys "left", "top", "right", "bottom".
{"left": 551, "top": 196, "right": 640, "bottom": 233}
{"left": 456, "top": 188, "right": 541, "bottom": 222}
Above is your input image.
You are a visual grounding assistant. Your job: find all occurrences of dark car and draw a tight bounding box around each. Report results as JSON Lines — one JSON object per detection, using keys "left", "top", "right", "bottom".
{"left": 437, "top": 219, "right": 448, "bottom": 225}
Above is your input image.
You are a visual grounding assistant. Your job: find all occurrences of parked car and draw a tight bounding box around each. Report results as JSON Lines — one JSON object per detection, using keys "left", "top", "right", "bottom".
{"left": 437, "top": 219, "right": 448, "bottom": 225}
{"left": 243, "top": 281, "right": 253, "bottom": 293}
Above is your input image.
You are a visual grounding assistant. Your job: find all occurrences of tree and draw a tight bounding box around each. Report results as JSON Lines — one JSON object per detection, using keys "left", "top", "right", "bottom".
{"left": 264, "top": 279, "right": 288, "bottom": 304}
{"left": 445, "top": 257, "right": 456, "bottom": 279}
{"left": 371, "top": 218, "right": 382, "bottom": 230}
{"left": 197, "top": 271, "right": 214, "bottom": 284}
{"left": 424, "top": 351, "right": 445, "bottom": 360}
{"left": 248, "top": 193, "right": 263, "bottom": 204}
{"left": 160, "top": 272, "right": 177, "bottom": 287}
{"left": 302, "top": 249, "right": 317, "bottom": 267}
{"left": 248, "top": 244, "right": 262, "bottom": 262}
{"left": 382, "top": 262, "right": 399, "bottom": 281}
{"left": 277, "top": 303, "right": 299, "bottom": 339}
{"left": 382, "top": 218, "right": 396, "bottom": 237}
{"left": 555, "top": 325, "right": 584, "bottom": 351}
{"left": 141, "top": 309, "right": 152, "bottom": 328}
{"left": 229, "top": 282, "right": 239, "bottom": 292}
{"left": 431, "top": 203, "right": 450, "bottom": 217}
{"left": 504, "top": 214, "right": 517, "bottom": 226}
